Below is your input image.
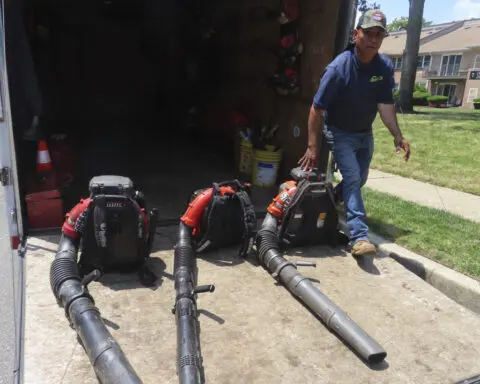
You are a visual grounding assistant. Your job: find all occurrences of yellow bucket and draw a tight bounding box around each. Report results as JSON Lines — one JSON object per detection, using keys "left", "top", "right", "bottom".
{"left": 252, "top": 148, "right": 283, "bottom": 187}
{"left": 238, "top": 139, "right": 253, "bottom": 174}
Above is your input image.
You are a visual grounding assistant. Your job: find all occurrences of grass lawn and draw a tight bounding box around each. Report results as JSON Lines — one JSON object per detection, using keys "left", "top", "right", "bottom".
{"left": 371, "top": 106, "right": 480, "bottom": 195}
{"left": 356, "top": 187, "right": 480, "bottom": 278}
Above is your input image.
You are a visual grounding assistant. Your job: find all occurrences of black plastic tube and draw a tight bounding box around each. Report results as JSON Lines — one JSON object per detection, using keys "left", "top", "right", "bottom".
{"left": 256, "top": 213, "right": 387, "bottom": 364}
{"left": 50, "top": 234, "right": 143, "bottom": 384}
{"left": 174, "top": 222, "right": 213, "bottom": 384}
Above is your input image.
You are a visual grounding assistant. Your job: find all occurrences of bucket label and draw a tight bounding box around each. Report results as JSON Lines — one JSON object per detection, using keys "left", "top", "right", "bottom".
{"left": 257, "top": 161, "right": 278, "bottom": 186}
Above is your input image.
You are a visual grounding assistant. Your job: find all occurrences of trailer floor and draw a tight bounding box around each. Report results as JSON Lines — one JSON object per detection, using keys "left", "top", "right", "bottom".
{"left": 25, "top": 227, "right": 480, "bottom": 384}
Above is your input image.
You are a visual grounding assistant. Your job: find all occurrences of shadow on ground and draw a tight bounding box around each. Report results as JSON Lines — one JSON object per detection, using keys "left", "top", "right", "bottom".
{"left": 352, "top": 254, "right": 381, "bottom": 275}
{"left": 366, "top": 217, "right": 413, "bottom": 243}
{"left": 96, "top": 257, "right": 168, "bottom": 291}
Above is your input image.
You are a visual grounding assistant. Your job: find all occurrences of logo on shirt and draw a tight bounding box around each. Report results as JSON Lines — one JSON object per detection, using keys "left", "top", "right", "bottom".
{"left": 370, "top": 75, "right": 384, "bottom": 83}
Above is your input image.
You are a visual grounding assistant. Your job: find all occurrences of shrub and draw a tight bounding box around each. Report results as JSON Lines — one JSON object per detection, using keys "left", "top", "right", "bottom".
{"left": 427, "top": 95, "right": 449, "bottom": 107}
{"left": 393, "top": 89, "right": 431, "bottom": 105}
{"left": 427, "top": 95, "right": 448, "bottom": 103}
{"left": 473, "top": 98, "right": 480, "bottom": 103}
{"left": 414, "top": 84, "right": 428, "bottom": 93}
{"left": 412, "top": 91, "right": 430, "bottom": 106}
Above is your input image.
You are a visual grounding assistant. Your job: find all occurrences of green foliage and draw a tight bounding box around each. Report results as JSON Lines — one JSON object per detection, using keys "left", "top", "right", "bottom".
{"left": 387, "top": 16, "right": 433, "bottom": 33}
{"left": 412, "top": 91, "right": 430, "bottom": 106}
{"left": 393, "top": 89, "right": 400, "bottom": 101}
{"left": 393, "top": 87, "right": 431, "bottom": 105}
{"left": 427, "top": 95, "right": 449, "bottom": 105}
{"left": 414, "top": 84, "right": 428, "bottom": 93}
{"left": 473, "top": 98, "right": 480, "bottom": 103}
{"left": 362, "top": 188, "right": 480, "bottom": 277}
{"left": 357, "top": 0, "right": 380, "bottom": 13}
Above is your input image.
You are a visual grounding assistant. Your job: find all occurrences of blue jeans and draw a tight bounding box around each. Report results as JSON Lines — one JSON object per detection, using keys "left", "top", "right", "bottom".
{"left": 327, "top": 126, "right": 374, "bottom": 245}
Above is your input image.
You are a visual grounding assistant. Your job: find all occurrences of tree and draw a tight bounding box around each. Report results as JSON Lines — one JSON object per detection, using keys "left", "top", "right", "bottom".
{"left": 357, "top": 0, "right": 380, "bottom": 13}
{"left": 387, "top": 16, "right": 432, "bottom": 33}
{"left": 398, "top": 0, "right": 426, "bottom": 112}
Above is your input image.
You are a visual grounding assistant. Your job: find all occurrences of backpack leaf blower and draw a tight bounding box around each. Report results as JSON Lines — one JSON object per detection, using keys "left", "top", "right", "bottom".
{"left": 50, "top": 176, "right": 158, "bottom": 384}
{"left": 174, "top": 180, "right": 255, "bottom": 383}
{"left": 255, "top": 168, "right": 387, "bottom": 364}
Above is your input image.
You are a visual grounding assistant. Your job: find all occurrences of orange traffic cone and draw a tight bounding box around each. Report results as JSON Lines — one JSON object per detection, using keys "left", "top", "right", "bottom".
{"left": 36, "top": 139, "right": 53, "bottom": 173}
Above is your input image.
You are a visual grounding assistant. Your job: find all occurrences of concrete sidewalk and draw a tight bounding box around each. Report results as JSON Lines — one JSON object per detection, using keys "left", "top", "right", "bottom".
{"left": 364, "top": 169, "right": 480, "bottom": 223}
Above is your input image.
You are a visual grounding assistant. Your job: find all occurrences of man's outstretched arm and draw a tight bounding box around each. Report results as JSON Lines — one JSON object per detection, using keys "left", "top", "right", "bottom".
{"left": 300, "top": 66, "right": 342, "bottom": 170}
{"left": 377, "top": 103, "right": 410, "bottom": 161}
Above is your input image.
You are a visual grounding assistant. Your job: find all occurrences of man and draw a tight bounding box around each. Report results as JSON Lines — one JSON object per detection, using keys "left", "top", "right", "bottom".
{"left": 298, "top": 9, "right": 410, "bottom": 256}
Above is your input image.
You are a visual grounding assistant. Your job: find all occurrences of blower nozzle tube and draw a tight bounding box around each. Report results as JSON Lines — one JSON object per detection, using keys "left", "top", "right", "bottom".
{"left": 256, "top": 213, "right": 387, "bottom": 364}
{"left": 50, "top": 234, "right": 143, "bottom": 384}
{"left": 174, "top": 222, "right": 212, "bottom": 384}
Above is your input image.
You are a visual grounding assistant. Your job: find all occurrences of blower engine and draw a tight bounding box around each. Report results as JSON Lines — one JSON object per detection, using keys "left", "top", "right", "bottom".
{"left": 267, "top": 167, "right": 346, "bottom": 248}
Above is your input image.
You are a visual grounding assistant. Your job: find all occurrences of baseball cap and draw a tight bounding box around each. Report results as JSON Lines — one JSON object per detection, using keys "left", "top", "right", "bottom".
{"left": 357, "top": 9, "right": 387, "bottom": 31}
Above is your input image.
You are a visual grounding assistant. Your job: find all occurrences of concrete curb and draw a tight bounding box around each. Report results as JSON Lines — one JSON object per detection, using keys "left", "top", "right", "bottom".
{"left": 339, "top": 219, "right": 480, "bottom": 315}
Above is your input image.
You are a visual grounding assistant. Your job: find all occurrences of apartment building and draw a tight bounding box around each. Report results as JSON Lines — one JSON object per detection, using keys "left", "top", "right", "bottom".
{"left": 381, "top": 18, "right": 480, "bottom": 108}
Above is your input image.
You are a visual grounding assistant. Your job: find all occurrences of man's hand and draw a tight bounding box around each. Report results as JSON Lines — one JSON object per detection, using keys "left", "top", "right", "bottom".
{"left": 378, "top": 103, "right": 410, "bottom": 162}
{"left": 298, "top": 145, "right": 318, "bottom": 171}
{"left": 394, "top": 136, "right": 410, "bottom": 161}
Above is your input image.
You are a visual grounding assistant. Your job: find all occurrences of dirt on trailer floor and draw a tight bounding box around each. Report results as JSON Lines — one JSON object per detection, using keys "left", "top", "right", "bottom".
{"left": 24, "top": 226, "right": 480, "bottom": 384}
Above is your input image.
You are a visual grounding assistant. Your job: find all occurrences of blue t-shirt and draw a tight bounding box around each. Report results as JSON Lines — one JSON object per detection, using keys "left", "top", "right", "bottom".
{"left": 312, "top": 48, "right": 395, "bottom": 133}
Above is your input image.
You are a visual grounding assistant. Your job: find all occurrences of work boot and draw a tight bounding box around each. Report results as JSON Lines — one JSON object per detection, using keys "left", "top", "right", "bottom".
{"left": 351, "top": 240, "right": 376, "bottom": 257}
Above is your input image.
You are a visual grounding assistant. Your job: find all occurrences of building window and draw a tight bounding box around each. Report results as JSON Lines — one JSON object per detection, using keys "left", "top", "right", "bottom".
{"left": 439, "top": 55, "right": 462, "bottom": 76}
{"left": 473, "top": 55, "right": 480, "bottom": 69}
{"left": 467, "top": 88, "right": 478, "bottom": 102}
{"left": 391, "top": 57, "right": 403, "bottom": 70}
{"left": 417, "top": 55, "right": 432, "bottom": 69}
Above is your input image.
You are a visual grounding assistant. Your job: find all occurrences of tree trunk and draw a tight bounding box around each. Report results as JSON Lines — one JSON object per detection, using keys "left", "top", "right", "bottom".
{"left": 398, "top": 0, "right": 425, "bottom": 112}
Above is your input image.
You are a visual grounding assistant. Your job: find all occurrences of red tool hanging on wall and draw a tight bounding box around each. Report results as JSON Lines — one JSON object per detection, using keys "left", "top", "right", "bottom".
{"left": 278, "top": 0, "right": 299, "bottom": 25}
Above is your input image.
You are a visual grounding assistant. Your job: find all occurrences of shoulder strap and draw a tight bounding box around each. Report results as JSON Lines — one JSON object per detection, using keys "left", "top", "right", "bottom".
{"left": 279, "top": 179, "right": 309, "bottom": 239}
{"left": 234, "top": 188, "right": 256, "bottom": 258}
{"left": 216, "top": 179, "right": 244, "bottom": 189}
{"left": 194, "top": 180, "right": 256, "bottom": 256}
{"left": 324, "top": 181, "right": 337, "bottom": 208}
{"left": 220, "top": 180, "right": 256, "bottom": 257}
{"left": 93, "top": 195, "right": 108, "bottom": 248}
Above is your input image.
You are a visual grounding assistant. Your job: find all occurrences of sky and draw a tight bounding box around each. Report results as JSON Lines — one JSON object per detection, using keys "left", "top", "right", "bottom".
{"left": 355, "top": 0, "right": 480, "bottom": 26}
